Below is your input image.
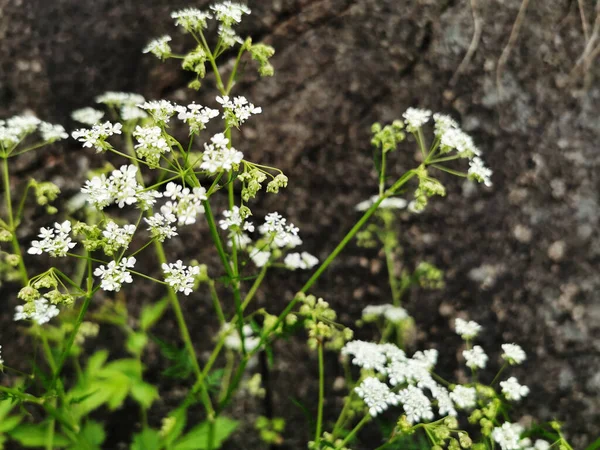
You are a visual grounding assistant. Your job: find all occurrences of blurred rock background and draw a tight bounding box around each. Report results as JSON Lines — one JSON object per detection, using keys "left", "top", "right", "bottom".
{"left": 1, "top": 0, "right": 599, "bottom": 447}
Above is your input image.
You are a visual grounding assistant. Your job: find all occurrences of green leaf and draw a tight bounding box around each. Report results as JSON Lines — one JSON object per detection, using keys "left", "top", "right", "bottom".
{"left": 161, "top": 408, "right": 187, "bottom": 447}
{"left": 586, "top": 438, "right": 600, "bottom": 450}
{"left": 140, "top": 298, "right": 169, "bottom": 331}
{"left": 8, "top": 423, "right": 71, "bottom": 447}
{"left": 72, "top": 421, "right": 106, "bottom": 449}
{"left": 0, "top": 415, "right": 22, "bottom": 433}
{"left": 85, "top": 350, "right": 109, "bottom": 377}
{"left": 126, "top": 332, "right": 149, "bottom": 356}
{"left": 173, "top": 417, "right": 238, "bottom": 450}
{"left": 131, "top": 428, "right": 161, "bottom": 450}
{"left": 130, "top": 382, "right": 159, "bottom": 410}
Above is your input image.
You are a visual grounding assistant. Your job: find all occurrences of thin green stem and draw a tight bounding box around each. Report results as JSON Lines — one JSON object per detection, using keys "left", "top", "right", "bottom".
{"left": 335, "top": 415, "right": 370, "bottom": 449}
{"left": 208, "top": 280, "right": 226, "bottom": 325}
{"left": 242, "top": 264, "right": 268, "bottom": 310}
{"left": 315, "top": 342, "right": 325, "bottom": 445}
{"left": 2, "top": 156, "right": 28, "bottom": 283}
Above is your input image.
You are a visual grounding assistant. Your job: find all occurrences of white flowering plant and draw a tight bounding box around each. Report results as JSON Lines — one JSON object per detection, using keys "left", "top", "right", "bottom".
{"left": 0, "top": 2, "right": 578, "bottom": 450}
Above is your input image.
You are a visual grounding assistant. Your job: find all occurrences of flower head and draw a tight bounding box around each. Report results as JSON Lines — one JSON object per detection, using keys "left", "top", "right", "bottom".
{"left": 463, "top": 345, "right": 488, "bottom": 369}
{"left": 14, "top": 298, "right": 60, "bottom": 325}
{"left": 143, "top": 35, "right": 172, "bottom": 60}
{"left": 455, "top": 318, "right": 482, "bottom": 340}
{"left": 72, "top": 107, "right": 105, "bottom": 125}
{"left": 355, "top": 377, "right": 399, "bottom": 417}
{"left": 500, "top": 377, "right": 530, "bottom": 401}
{"left": 28, "top": 221, "right": 76, "bottom": 257}
{"left": 501, "top": 343, "right": 527, "bottom": 365}
{"left": 449, "top": 385, "right": 477, "bottom": 409}
{"left": 94, "top": 257, "right": 136, "bottom": 292}
{"left": 162, "top": 260, "right": 200, "bottom": 295}
{"left": 403, "top": 107, "right": 432, "bottom": 132}
{"left": 171, "top": 8, "right": 213, "bottom": 32}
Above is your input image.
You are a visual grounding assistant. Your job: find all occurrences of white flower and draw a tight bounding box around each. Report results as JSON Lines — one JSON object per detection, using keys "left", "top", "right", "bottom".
{"left": 143, "top": 35, "right": 172, "bottom": 60}
{"left": 501, "top": 343, "right": 527, "bottom": 365}
{"left": 102, "top": 221, "right": 136, "bottom": 254}
{"left": 216, "top": 95, "right": 261, "bottom": 127}
{"left": 439, "top": 127, "right": 481, "bottom": 158}
{"left": 500, "top": 377, "right": 530, "bottom": 401}
{"left": 176, "top": 103, "right": 219, "bottom": 132}
{"left": 424, "top": 381, "right": 456, "bottom": 417}
{"left": 210, "top": 2, "right": 251, "bottom": 26}
{"left": 138, "top": 100, "right": 178, "bottom": 123}
{"left": 72, "top": 121, "right": 122, "bottom": 152}
{"left": 28, "top": 220, "right": 76, "bottom": 257}
{"left": 133, "top": 125, "right": 171, "bottom": 168}
{"left": 355, "top": 195, "right": 408, "bottom": 212}
{"left": 362, "top": 304, "right": 392, "bottom": 319}
{"left": 397, "top": 385, "right": 434, "bottom": 424}
{"left": 455, "top": 318, "right": 482, "bottom": 340}
{"left": 159, "top": 182, "right": 207, "bottom": 226}
{"left": 249, "top": 249, "right": 271, "bottom": 268}
{"left": 433, "top": 113, "right": 458, "bottom": 136}
{"left": 258, "top": 212, "right": 301, "bottom": 249}
{"left": 171, "top": 8, "right": 213, "bottom": 32}
{"left": 14, "top": 298, "right": 60, "bottom": 325}
{"left": 162, "top": 260, "right": 200, "bottom": 295}
{"left": 355, "top": 377, "right": 399, "bottom": 417}
{"left": 463, "top": 345, "right": 488, "bottom": 369}
{"left": 221, "top": 323, "right": 260, "bottom": 352}
{"left": 7, "top": 115, "right": 41, "bottom": 135}
{"left": 145, "top": 213, "right": 178, "bottom": 242}
{"left": 39, "top": 122, "right": 68, "bottom": 142}
{"left": 342, "top": 340, "right": 388, "bottom": 373}
{"left": 468, "top": 157, "right": 493, "bottom": 187}
{"left": 121, "top": 105, "right": 148, "bottom": 122}
{"left": 200, "top": 132, "right": 244, "bottom": 173}
{"left": 72, "top": 107, "right": 105, "bottom": 125}
{"left": 449, "top": 385, "right": 477, "bottom": 409}
{"left": 219, "top": 206, "right": 245, "bottom": 230}
{"left": 403, "top": 107, "right": 432, "bottom": 132}
{"left": 96, "top": 92, "right": 145, "bottom": 106}
{"left": 94, "top": 257, "right": 136, "bottom": 292}
{"left": 81, "top": 165, "right": 149, "bottom": 210}
{"left": 384, "top": 306, "right": 409, "bottom": 323}
{"left": 527, "top": 440, "right": 551, "bottom": 450}
{"left": 283, "top": 252, "right": 319, "bottom": 270}
{"left": 492, "top": 422, "right": 524, "bottom": 450}
{"left": 387, "top": 353, "right": 434, "bottom": 386}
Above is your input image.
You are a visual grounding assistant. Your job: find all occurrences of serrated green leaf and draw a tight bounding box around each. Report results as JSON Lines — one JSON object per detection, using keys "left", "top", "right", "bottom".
{"left": 162, "top": 408, "right": 187, "bottom": 447}
{"left": 130, "top": 382, "right": 158, "bottom": 410}
{"left": 173, "top": 417, "right": 238, "bottom": 450}
{"left": 140, "top": 298, "right": 169, "bottom": 331}
{"left": 73, "top": 421, "right": 106, "bottom": 449}
{"left": 131, "top": 428, "right": 161, "bottom": 450}
{"left": 8, "top": 423, "right": 71, "bottom": 447}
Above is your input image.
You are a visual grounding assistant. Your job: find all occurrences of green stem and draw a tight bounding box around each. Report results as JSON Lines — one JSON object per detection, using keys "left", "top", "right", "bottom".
{"left": 208, "top": 280, "right": 226, "bottom": 325}
{"left": 0, "top": 385, "right": 42, "bottom": 404}
{"left": 2, "top": 156, "right": 28, "bottom": 283}
{"left": 242, "top": 264, "right": 268, "bottom": 310}
{"left": 315, "top": 342, "right": 325, "bottom": 445}
{"left": 336, "top": 415, "right": 370, "bottom": 449}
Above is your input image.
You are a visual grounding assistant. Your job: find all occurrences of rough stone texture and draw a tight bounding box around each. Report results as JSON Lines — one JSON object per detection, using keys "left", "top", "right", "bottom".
{"left": 1, "top": 0, "right": 600, "bottom": 448}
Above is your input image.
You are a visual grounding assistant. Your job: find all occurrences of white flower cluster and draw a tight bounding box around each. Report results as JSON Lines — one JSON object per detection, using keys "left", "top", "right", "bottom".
{"left": 176, "top": 103, "right": 219, "bottom": 133}
{"left": 249, "top": 249, "right": 271, "bottom": 268}
{"left": 102, "top": 221, "right": 136, "bottom": 255}
{"left": 144, "top": 213, "right": 178, "bottom": 242}
{"left": 82, "top": 165, "right": 158, "bottom": 210}
{"left": 492, "top": 422, "right": 550, "bottom": 450}
{"left": 171, "top": 8, "right": 213, "bottom": 32}
{"left": 219, "top": 206, "right": 254, "bottom": 232}
{"left": 28, "top": 220, "right": 76, "bottom": 257}
{"left": 343, "top": 340, "right": 468, "bottom": 422}
{"left": 138, "top": 100, "right": 177, "bottom": 124}
{"left": 200, "top": 133, "right": 244, "bottom": 173}
{"left": 455, "top": 318, "right": 482, "bottom": 340}
{"left": 449, "top": 385, "right": 477, "bottom": 409}
{"left": 160, "top": 182, "right": 207, "bottom": 225}
{"left": 94, "top": 257, "right": 136, "bottom": 292}
{"left": 403, "top": 107, "right": 432, "bottom": 132}
{"left": 362, "top": 304, "right": 409, "bottom": 324}
{"left": 500, "top": 377, "right": 530, "bottom": 401}
{"left": 355, "top": 195, "right": 408, "bottom": 212}
{"left": 71, "top": 121, "right": 123, "bottom": 152}
{"left": 0, "top": 114, "right": 68, "bottom": 146}
{"left": 463, "top": 345, "right": 488, "bottom": 369}
{"left": 133, "top": 125, "right": 170, "bottom": 168}
{"left": 162, "top": 260, "right": 199, "bottom": 295}
{"left": 501, "top": 343, "right": 527, "bottom": 365}
{"left": 72, "top": 107, "right": 105, "bottom": 125}
{"left": 210, "top": 2, "right": 251, "bottom": 47}
{"left": 96, "top": 92, "right": 145, "bottom": 107}
{"left": 216, "top": 95, "right": 262, "bottom": 127}
{"left": 14, "top": 298, "right": 60, "bottom": 325}
{"left": 222, "top": 323, "right": 260, "bottom": 352}
{"left": 355, "top": 377, "right": 400, "bottom": 417}
{"left": 143, "top": 35, "right": 172, "bottom": 60}
{"left": 283, "top": 252, "right": 319, "bottom": 271}
{"left": 258, "top": 212, "right": 301, "bottom": 249}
